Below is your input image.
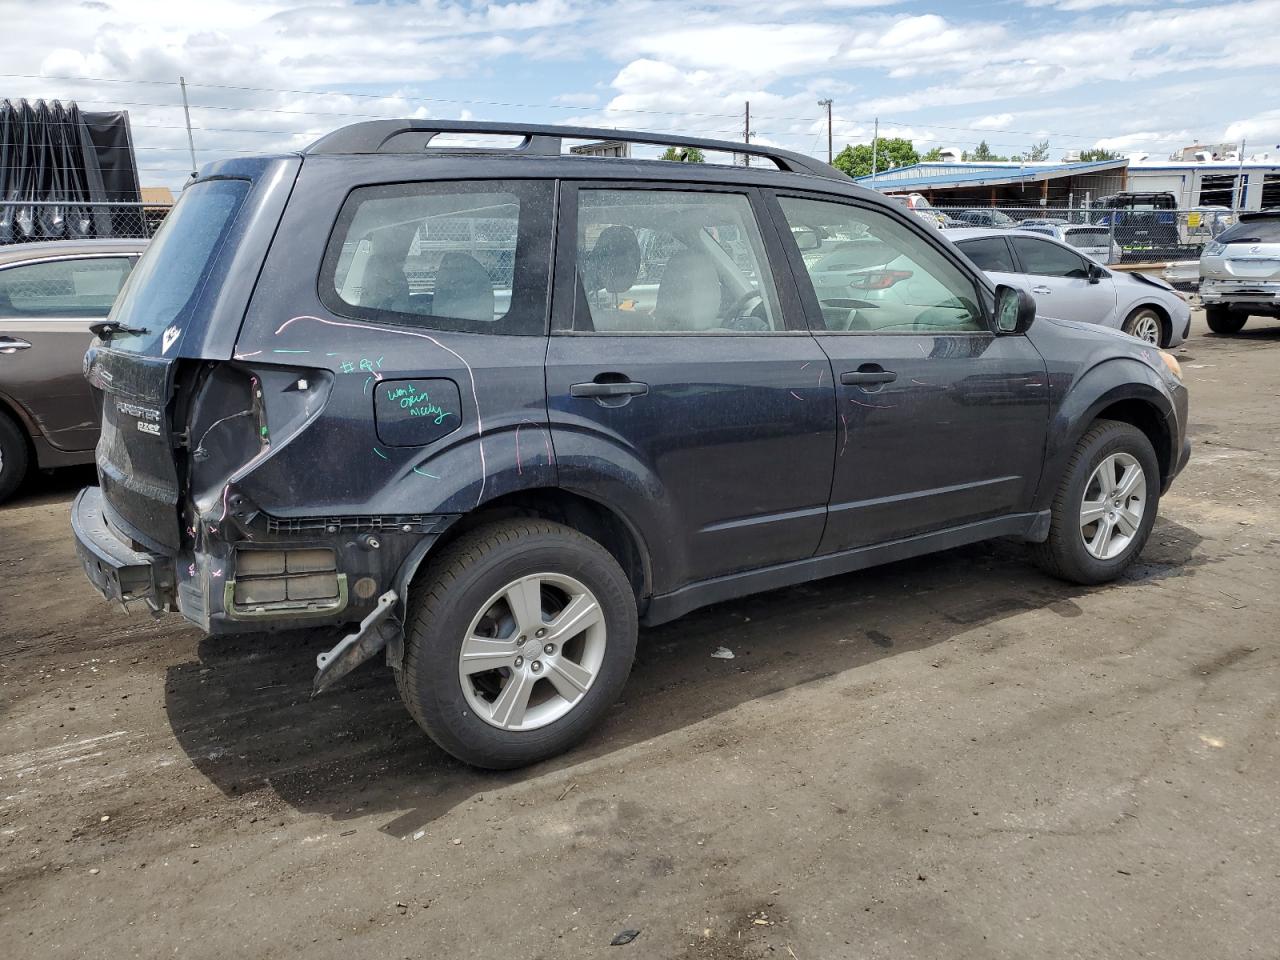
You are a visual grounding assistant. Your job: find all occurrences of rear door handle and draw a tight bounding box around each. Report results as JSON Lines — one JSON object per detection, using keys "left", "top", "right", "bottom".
{"left": 570, "top": 380, "right": 649, "bottom": 398}
{"left": 0, "top": 337, "right": 32, "bottom": 354}
{"left": 1032, "top": 285, "right": 1052, "bottom": 295}
{"left": 841, "top": 367, "right": 897, "bottom": 386}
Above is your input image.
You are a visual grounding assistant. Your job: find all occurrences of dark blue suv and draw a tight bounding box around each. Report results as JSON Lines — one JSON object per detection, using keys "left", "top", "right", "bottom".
{"left": 72, "top": 122, "right": 1190, "bottom": 768}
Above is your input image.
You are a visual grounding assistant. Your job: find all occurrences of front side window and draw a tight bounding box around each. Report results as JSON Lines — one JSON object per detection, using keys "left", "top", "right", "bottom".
{"left": 568, "top": 189, "right": 782, "bottom": 333}
{"left": 956, "top": 237, "right": 1016, "bottom": 273}
{"left": 778, "top": 195, "right": 985, "bottom": 333}
{"left": 0, "top": 257, "right": 132, "bottom": 318}
{"left": 324, "top": 180, "right": 553, "bottom": 335}
{"left": 1010, "top": 236, "right": 1090, "bottom": 278}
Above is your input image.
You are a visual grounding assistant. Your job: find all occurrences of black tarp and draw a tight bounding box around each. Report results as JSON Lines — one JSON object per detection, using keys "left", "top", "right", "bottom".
{"left": 0, "top": 99, "right": 141, "bottom": 243}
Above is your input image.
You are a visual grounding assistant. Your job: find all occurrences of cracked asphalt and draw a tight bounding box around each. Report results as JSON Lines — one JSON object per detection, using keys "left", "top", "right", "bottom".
{"left": 2, "top": 310, "right": 1278, "bottom": 959}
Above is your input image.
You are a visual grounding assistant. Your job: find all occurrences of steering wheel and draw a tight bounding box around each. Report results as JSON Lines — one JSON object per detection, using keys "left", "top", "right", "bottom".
{"left": 725, "top": 288, "right": 765, "bottom": 320}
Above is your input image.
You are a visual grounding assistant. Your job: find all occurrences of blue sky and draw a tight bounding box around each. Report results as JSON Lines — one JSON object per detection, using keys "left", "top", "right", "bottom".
{"left": 7, "top": 0, "right": 1279, "bottom": 186}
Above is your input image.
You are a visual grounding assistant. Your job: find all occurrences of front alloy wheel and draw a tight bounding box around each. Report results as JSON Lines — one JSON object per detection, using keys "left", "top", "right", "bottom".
{"left": 1123, "top": 308, "right": 1163, "bottom": 345}
{"left": 1079, "top": 452, "right": 1146, "bottom": 560}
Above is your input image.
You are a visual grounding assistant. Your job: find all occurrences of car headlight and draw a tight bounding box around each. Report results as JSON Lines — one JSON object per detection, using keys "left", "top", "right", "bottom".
{"left": 1158, "top": 350, "right": 1183, "bottom": 380}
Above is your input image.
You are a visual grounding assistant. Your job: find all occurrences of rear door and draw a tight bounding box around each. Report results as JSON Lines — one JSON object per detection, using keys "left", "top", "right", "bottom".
{"left": 769, "top": 193, "right": 1048, "bottom": 552}
{"left": 545, "top": 183, "right": 836, "bottom": 593}
{"left": 1007, "top": 234, "right": 1117, "bottom": 326}
{"left": 0, "top": 254, "right": 133, "bottom": 451}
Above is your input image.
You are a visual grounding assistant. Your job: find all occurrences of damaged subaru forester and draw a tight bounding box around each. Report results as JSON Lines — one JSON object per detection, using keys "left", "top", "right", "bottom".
{"left": 73, "top": 121, "right": 1189, "bottom": 769}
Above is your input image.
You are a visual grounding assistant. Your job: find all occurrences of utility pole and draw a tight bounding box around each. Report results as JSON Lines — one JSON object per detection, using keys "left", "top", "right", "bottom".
{"left": 179, "top": 76, "right": 198, "bottom": 178}
{"left": 743, "top": 100, "right": 750, "bottom": 167}
{"left": 817, "top": 98, "right": 833, "bottom": 164}
{"left": 871, "top": 117, "right": 879, "bottom": 188}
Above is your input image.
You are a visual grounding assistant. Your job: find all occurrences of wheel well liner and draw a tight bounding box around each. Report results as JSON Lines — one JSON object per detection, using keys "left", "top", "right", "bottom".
{"left": 1093, "top": 398, "right": 1172, "bottom": 484}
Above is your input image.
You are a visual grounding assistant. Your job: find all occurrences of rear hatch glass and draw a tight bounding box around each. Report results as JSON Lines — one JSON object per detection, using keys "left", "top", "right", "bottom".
{"left": 108, "top": 179, "right": 250, "bottom": 356}
{"left": 1218, "top": 217, "right": 1280, "bottom": 245}
{"left": 1065, "top": 228, "right": 1110, "bottom": 249}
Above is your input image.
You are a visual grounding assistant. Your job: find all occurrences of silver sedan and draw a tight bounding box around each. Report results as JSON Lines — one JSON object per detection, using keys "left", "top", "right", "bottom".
{"left": 945, "top": 227, "right": 1191, "bottom": 347}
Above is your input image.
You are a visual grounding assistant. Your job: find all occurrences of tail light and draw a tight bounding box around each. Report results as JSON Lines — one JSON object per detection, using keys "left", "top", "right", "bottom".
{"left": 849, "top": 269, "right": 913, "bottom": 290}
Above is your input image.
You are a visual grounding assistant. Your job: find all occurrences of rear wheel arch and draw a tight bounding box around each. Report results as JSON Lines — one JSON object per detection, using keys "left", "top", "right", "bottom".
{"left": 398, "top": 487, "right": 652, "bottom": 614}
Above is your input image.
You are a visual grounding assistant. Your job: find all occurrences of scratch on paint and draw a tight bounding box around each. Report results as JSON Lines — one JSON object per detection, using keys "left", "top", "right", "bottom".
{"left": 800, "top": 361, "right": 811, "bottom": 371}
{"left": 373, "top": 447, "right": 389, "bottom": 460}
{"left": 911, "top": 378, "right": 929, "bottom": 385}
{"left": 839, "top": 412, "right": 849, "bottom": 456}
{"left": 789, "top": 390, "right": 804, "bottom": 401}
{"left": 277, "top": 315, "right": 487, "bottom": 507}
{"left": 817, "top": 368, "right": 825, "bottom": 388}
{"left": 234, "top": 350, "right": 263, "bottom": 360}
{"left": 515, "top": 418, "right": 554, "bottom": 474}
{"left": 849, "top": 396, "right": 895, "bottom": 409}
{"left": 412, "top": 467, "right": 440, "bottom": 479}
{"left": 272, "top": 349, "right": 310, "bottom": 354}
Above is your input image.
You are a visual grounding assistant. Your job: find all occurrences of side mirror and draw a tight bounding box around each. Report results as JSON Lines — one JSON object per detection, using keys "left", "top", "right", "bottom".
{"left": 791, "top": 227, "right": 821, "bottom": 251}
{"left": 1086, "top": 262, "right": 1103, "bottom": 284}
{"left": 995, "top": 284, "right": 1036, "bottom": 334}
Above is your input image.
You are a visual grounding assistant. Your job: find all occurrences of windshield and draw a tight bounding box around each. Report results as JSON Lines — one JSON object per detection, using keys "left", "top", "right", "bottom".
{"left": 108, "top": 179, "right": 250, "bottom": 354}
{"left": 1217, "top": 218, "right": 1280, "bottom": 245}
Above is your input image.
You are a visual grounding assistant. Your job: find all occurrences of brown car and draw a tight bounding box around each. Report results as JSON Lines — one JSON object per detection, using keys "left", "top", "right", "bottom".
{"left": 0, "top": 238, "right": 147, "bottom": 502}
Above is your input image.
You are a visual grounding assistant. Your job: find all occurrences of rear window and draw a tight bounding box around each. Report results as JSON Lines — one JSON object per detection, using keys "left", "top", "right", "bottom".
{"left": 108, "top": 179, "right": 250, "bottom": 354}
{"left": 321, "top": 180, "right": 554, "bottom": 336}
{"left": 1064, "top": 228, "right": 1111, "bottom": 249}
{"left": 1217, "top": 217, "right": 1280, "bottom": 244}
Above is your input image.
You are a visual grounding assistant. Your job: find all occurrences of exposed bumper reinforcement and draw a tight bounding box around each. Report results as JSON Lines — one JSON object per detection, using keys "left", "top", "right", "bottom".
{"left": 72, "top": 487, "right": 176, "bottom": 611}
{"left": 313, "top": 590, "right": 401, "bottom": 696}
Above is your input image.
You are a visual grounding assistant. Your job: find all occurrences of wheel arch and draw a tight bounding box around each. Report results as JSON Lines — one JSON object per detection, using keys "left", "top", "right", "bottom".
{"left": 1125, "top": 302, "right": 1170, "bottom": 346}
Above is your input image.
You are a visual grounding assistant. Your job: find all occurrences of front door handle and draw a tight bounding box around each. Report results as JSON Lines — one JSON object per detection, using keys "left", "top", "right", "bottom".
{"left": 841, "top": 366, "right": 897, "bottom": 386}
{"left": 0, "top": 337, "right": 32, "bottom": 354}
{"left": 570, "top": 379, "right": 649, "bottom": 399}
{"left": 1032, "top": 285, "right": 1052, "bottom": 295}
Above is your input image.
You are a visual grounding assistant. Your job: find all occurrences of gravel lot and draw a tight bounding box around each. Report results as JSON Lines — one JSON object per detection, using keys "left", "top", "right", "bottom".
{"left": 2, "top": 310, "right": 1278, "bottom": 960}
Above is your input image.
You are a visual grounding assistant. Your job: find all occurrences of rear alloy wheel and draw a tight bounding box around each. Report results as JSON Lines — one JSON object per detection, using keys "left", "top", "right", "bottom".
{"left": 1032, "top": 419, "right": 1160, "bottom": 584}
{"left": 1122, "top": 307, "right": 1164, "bottom": 346}
{"left": 395, "top": 519, "right": 638, "bottom": 769}
{"left": 0, "top": 411, "right": 30, "bottom": 504}
{"left": 1205, "top": 305, "right": 1247, "bottom": 335}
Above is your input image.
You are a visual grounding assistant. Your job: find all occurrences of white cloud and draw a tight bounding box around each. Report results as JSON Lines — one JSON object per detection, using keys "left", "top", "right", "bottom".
{"left": 972, "top": 113, "right": 1015, "bottom": 131}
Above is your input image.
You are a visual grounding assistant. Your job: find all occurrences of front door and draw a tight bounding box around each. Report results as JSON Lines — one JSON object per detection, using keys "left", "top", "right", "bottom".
{"left": 0, "top": 254, "right": 134, "bottom": 451}
{"left": 769, "top": 193, "right": 1049, "bottom": 553}
{"left": 545, "top": 184, "right": 836, "bottom": 594}
{"left": 1004, "top": 234, "right": 1118, "bottom": 326}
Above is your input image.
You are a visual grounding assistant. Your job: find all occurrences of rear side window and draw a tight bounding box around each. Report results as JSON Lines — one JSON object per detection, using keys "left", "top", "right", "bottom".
{"left": 1010, "top": 236, "right": 1090, "bottom": 278}
{"left": 956, "top": 237, "right": 1015, "bottom": 273}
{"left": 1217, "top": 217, "right": 1280, "bottom": 244}
{"left": 322, "top": 180, "right": 554, "bottom": 336}
{"left": 0, "top": 257, "right": 132, "bottom": 318}
{"left": 109, "top": 179, "right": 249, "bottom": 353}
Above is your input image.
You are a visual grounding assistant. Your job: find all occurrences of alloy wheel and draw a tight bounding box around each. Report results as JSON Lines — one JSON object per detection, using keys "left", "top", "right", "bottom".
{"left": 1080, "top": 452, "right": 1146, "bottom": 560}
{"left": 457, "top": 572, "right": 608, "bottom": 731}
{"left": 1129, "top": 311, "right": 1162, "bottom": 345}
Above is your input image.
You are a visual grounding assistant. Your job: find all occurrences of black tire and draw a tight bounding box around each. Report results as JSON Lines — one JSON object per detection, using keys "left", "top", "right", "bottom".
{"left": 1121, "top": 306, "right": 1166, "bottom": 346}
{"left": 1032, "top": 420, "right": 1160, "bottom": 585}
{"left": 1205, "top": 305, "right": 1247, "bottom": 335}
{"left": 395, "top": 519, "right": 638, "bottom": 769}
{"left": 0, "top": 410, "right": 30, "bottom": 504}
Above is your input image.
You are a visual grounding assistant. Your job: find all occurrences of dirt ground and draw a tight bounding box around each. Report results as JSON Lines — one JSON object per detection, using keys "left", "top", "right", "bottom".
{"left": 2, "top": 310, "right": 1278, "bottom": 960}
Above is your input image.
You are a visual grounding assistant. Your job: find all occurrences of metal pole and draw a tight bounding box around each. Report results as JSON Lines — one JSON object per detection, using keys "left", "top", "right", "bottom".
{"left": 817, "top": 98, "right": 833, "bottom": 165}
{"left": 871, "top": 118, "right": 879, "bottom": 187}
{"left": 1235, "top": 136, "right": 1247, "bottom": 212}
{"left": 744, "top": 100, "right": 750, "bottom": 167}
{"left": 179, "top": 75, "right": 198, "bottom": 178}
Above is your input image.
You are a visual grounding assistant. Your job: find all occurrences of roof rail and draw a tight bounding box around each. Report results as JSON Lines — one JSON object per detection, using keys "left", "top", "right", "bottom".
{"left": 304, "top": 119, "right": 845, "bottom": 181}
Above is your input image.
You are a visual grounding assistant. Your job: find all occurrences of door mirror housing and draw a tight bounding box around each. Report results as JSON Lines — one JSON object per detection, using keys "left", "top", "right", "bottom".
{"left": 1086, "top": 261, "right": 1104, "bottom": 284}
{"left": 791, "top": 226, "right": 822, "bottom": 251}
{"left": 995, "top": 284, "right": 1036, "bottom": 334}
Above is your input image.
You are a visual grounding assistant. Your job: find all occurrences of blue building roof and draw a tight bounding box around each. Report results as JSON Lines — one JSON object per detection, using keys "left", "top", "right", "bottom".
{"left": 853, "top": 157, "right": 1129, "bottom": 191}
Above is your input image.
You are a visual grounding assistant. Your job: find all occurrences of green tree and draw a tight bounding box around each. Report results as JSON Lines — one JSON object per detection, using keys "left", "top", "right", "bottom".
{"left": 1078, "top": 147, "right": 1122, "bottom": 161}
{"left": 1017, "top": 139, "right": 1051, "bottom": 161}
{"left": 963, "top": 139, "right": 1009, "bottom": 162}
{"left": 920, "top": 147, "right": 945, "bottom": 162}
{"left": 659, "top": 146, "right": 705, "bottom": 162}
{"left": 832, "top": 137, "right": 919, "bottom": 178}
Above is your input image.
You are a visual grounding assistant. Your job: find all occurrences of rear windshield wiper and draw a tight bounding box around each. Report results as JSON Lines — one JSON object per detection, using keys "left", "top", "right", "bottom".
{"left": 89, "top": 321, "right": 149, "bottom": 340}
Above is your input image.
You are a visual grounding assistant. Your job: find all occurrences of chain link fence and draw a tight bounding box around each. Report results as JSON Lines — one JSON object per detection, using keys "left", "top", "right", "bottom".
{"left": 909, "top": 203, "right": 1236, "bottom": 266}
{"left": 0, "top": 199, "right": 172, "bottom": 245}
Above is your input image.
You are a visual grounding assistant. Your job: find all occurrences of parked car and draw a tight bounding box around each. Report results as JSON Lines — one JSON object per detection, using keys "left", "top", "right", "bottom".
{"left": 1014, "top": 222, "right": 1121, "bottom": 265}
{"left": 950, "top": 208, "right": 1018, "bottom": 229}
{"left": 0, "top": 238, "right": 146, "bottom": 502}
{"left": 948, "top": 227, "right": 1190, "bottom": 346}
{"left": 1161, "top": 260, "right": 1201, "bottom": 294}
{"left": 1199, "top": 210, "right": 1280, "bottom": 333}
{"left": 72, "top": 121, "right": 1189, "bottom": 769}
